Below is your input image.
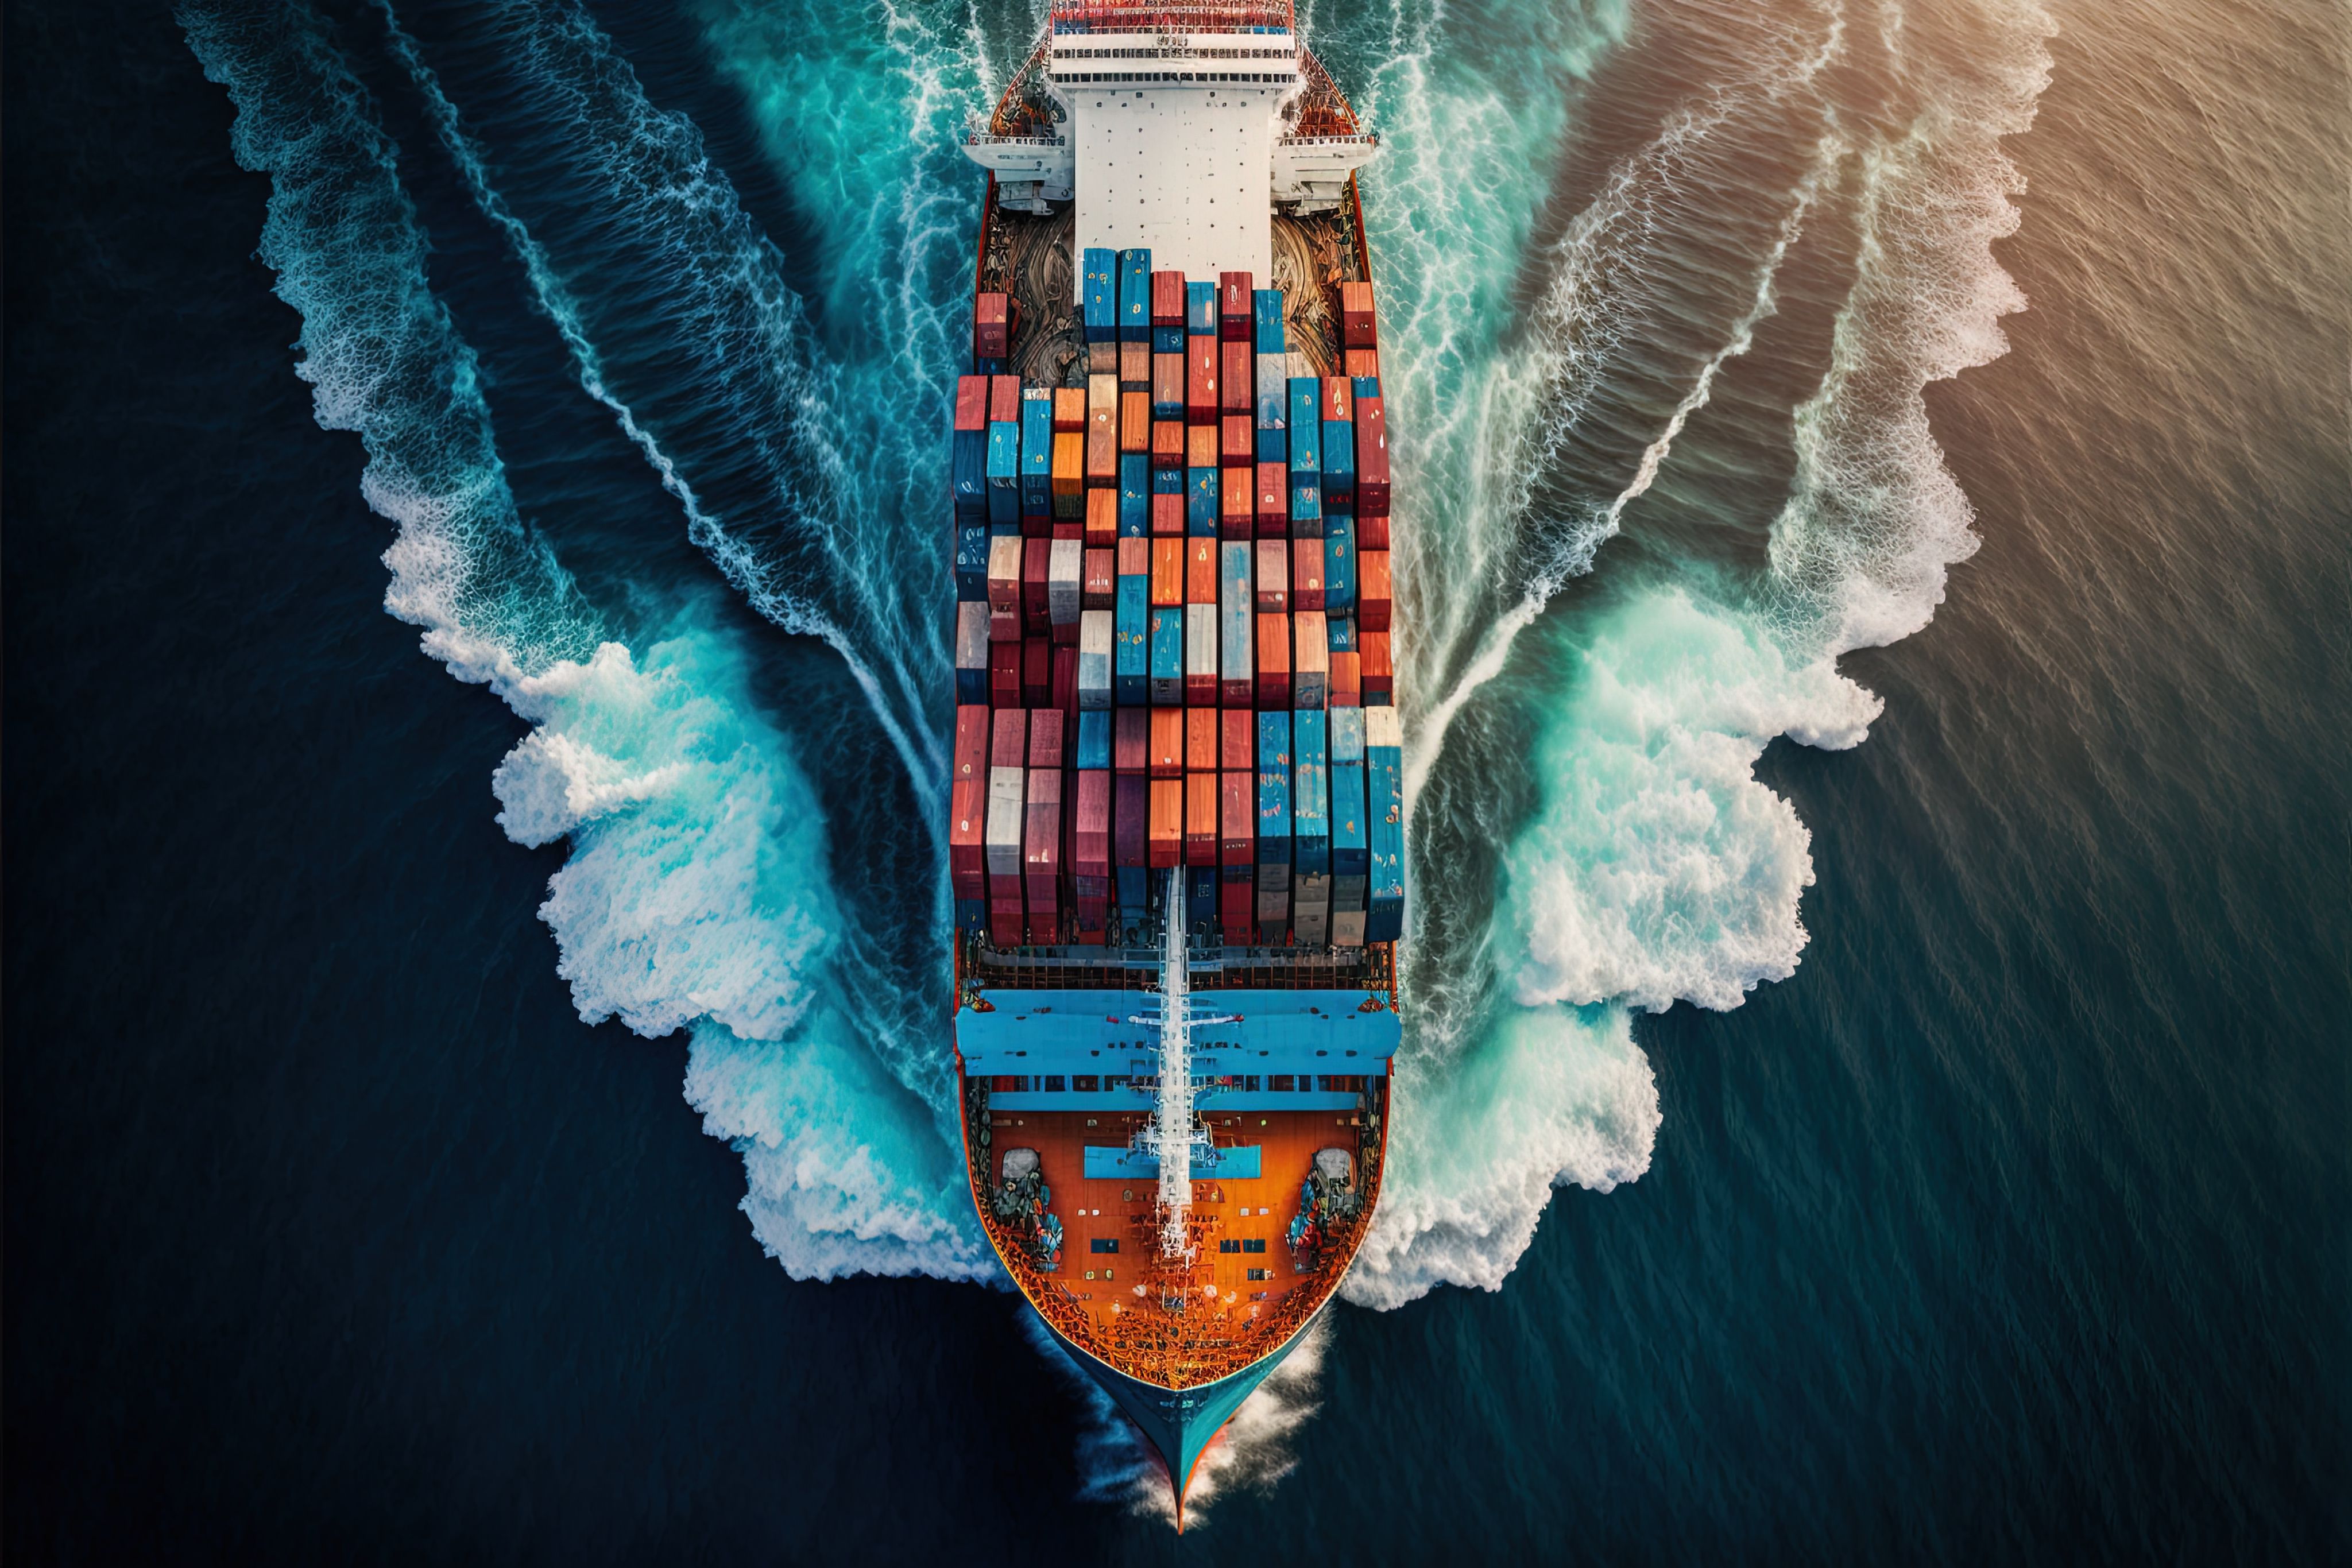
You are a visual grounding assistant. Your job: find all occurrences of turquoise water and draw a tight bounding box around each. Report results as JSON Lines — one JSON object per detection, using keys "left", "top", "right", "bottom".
{"left": 6, "top": 0, "right": 2343, "bottom": 1557}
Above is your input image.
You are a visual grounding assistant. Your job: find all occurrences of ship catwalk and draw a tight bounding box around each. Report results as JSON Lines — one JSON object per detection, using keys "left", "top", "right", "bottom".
{"left": 946, "top": 0, "right": 1398, "bottom": 1516}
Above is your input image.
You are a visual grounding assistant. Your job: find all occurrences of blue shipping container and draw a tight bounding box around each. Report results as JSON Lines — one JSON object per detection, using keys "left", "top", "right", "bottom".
{"left": 1148, "top": 606, "right": 1184, "bottom": 704}
{"left": 987, "top": 421, "right": 1020, "bottom": 526}
{"left": 1321, "top": 415, "right": 1355, "bottom": 505}
{"left": 1077, "top": 708, "right": 1111, "bottom": 772}
{"left": 1119, "top": 249, "right": 1151, "bottom": 342}
{"left": 1366, "top": 710, "right": 1405, "bottom": 941}
{"left": 1256, "top": 709, "right": 1293, "bottom": 843}
{"left": 1084, "top": 248, "right": 1118, "bottom": 342}
{"left": 1119, "top": 454, "right": 1150, "bottom": 536}
{"left": 1021, "top": 392, "right": 1053, "bottom": 515}
{"left": 1115, "top": 576, "right": 1149, "bottom": 704}
{"left": 955, "top": 522, "right": 991, "bottom": 601}
{"left": 1286, "top": 380, "right": 1321, "bottom": 474}
{"left": 1256, "top": 423, "right": 1287, "bottom": 464}
{"left": 1187, "top": 467, "right": 1220, "bottom": 535}
{"left": 1330, "top": 704, "right": 1366, "bottom": 764}
{"left": 1330, "top": 761, "right": 1368, "bottom": 881}
{"left": 1185, "top": 281, "right": 1218, "bottom": 336}
{"left": 1292, "top": 708, "right": 1330, "bottom": 876}
{"left": 1324, "top": 513, "right": 1357, "bottom": 617}
{"left": 1328, "top": 610, "right": 1358, "bottom": 652}
{"left": 1352, "top": 373, "right": 1381, "bottom": 402}
{"left": 1153, "top": 325, "right": 1186, "bottom": 355}
{"left": 1290, "top": 481, "right": 1322, "bottom": 528}
{"left": 1253, "top": 289, "right": 1286, "bottom": 354}
{"left": 953, "top": 428, "right": 988, "bottom": 520}
{"left": 1152, "top": 466, "right": 1185, "bottom": 495}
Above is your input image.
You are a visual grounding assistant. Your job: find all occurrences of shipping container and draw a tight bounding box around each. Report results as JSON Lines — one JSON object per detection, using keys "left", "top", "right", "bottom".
{"left": 1082, "top": 546, "right": 1115, "bottom": 609}
{"left": 1256, "top": 610, "right": 1292, "bottom": 708}
{"left": 1150, "top": 270, "right": 1184, "bottom": 327}
{"left": 1118, "top": 390, "right": 1150, "bottom": 452}
{"left": 1024, "top": 766, "right": 1062, "bottom": 938}
{"left": 1184, "top": 706, "right": 1220, "bottom": 775}
{"left": 1114, "top": 571, "right": 1148, "bottom": 704}
{"left": 1356, "top": 396, "right": 1390, "bottom": 517}
{"left": 987, "top": 534, "right": 1022, "bottom": 621}
{"left": 1365, "top": 704, "right": 1404, "bottom": 942}
{"left": 1220, "top": 414, "right": 1254, "bottom": 465}
{"left": 1082, "top": 247, "right": 1117, "bottom": 342}
{"left": 1074, "top": 769, "right": 1112, "bottom": 940}
{"left": 1148, "top": 777, "right": 1182, "bottom": 868}
{"left": 1294, "top": 609, "right": 1329, "bottom": 709}
{"left": 1255, "top": 462, "right": 1287, "bottom": 536}
{"left": 1351, "top": 374, "right": 1380, "bottom": 405}
{"left": 1254, "top": 352, "right": 1288, "bottom": 436}
{"left": 1255, "top": 539, "right": 1289, "bottom": 614}
{"left": 1256, "top": 708, "right": 1293, "bottom": 936}
{"left": 987, "top": 763, "right": 1026, "bottom": 889}
{"left": 1219, "top": 543, "right": 1254, "bottom": 705}
{"left": 951, "top": 769, "right": 987, "bottom": 903}
{"left": 988, "top": 640, "right": 1020, "bottom": 707}
{"left": 1085, "top": 489, "right": 1117, "bottom": 548}
{"left": 1150, "top": 706, "right": 1184, "bottom": 777}
{"left": 1022, "top": 634, "right": 1051, "bottom": 707}
{"left": 1291, "top": 708, "right": 1331, "bottom": 943}
{"left": 989, "top": 375, "right": 1020, "bottom": 425}
{"left": 1077, "top": 610, "right": 1112, "bottom": 710}
{"left": 1286, "top": 378, "right": 1322, "bottom": 478}
{"left": 987, "top": 420, "right": 1019, "bottom": 525}
{"left": 1221, "top": 771, "right": 1255, "bottom": 868}
{"left": 1329, "top": 651, "right": 1361, "bottom": 708}
{"left": 1220, "top": 272, "right": 1254, "bottom": 339}
{"left": 1048, "top": 538, "right": 1083, "bottom": 633}
{"left": 1324, "top": 512, "right": 1357, "bottom": 616}
{"left": 1021, "top": 389, "right": 1053, "bottom": 516}
{"left": 1185, "top": 337, "right": 1218, "bottom": 424}
{"left": 1339, "top": 280, "right": 1378, "bottom": 348}
{"left": 974, "top": 291, "right": 1009, "bottom": 363}
{"left": 1153, "top": 324, "right": 1185, "bottom": 355}
{"left": 1185, "top": 771, "right": 1218, "bottom": 866}
{"left": 1359, "top": 548, "right": 1392, "bottom": 632}
{"left": 1151, "top": 354, "right": 1182, "bottom": 421}
{"left": 1321, "top": 411, "right": 1356, "bottom": 507}
{"left": 1119, "top": 453, "right": 1150, "bottom": 536}
{"left": 955, "top": 602, "right": 989, "bottom": 704}
{"left": 1076, "top": 707, "right": 1111, "bottom": 772}
{"left": 1021, "top": 536, "right": 1051, "bottom": 631}
{"left": 1345, "top": 347, "right": 1381, "bottom": 382}
{"left": 1114, "top": 707, "right": 1148, "bottom": 775}
{"left": 1120, "top": 339, "right": 1150, "bottom": 388}
{"left": 1148, "top": 606, "right": 1183, "bottom": 704}
{"left": 1053, "top": 642, "right": 1078, "bottom": 715}
{"left": 954, "top": 522, "right": 989, "bottom": 601}
{"left": 1086, "top": 374, "right": 1118, "bottom": 484}
{"left": 1293, "top": 537, "right": 1326, "bottom": 613}
{"left": 954, "top": 374, "right": 988, "bottom": 431}
{"left": 1359, "top": 509, "right": 1388, "bottom": 552}
{"left": 1148, "top": 537, "right": 1183, "bottom": 606}
{"left": 1151, "top": 491, "right": 1182, "bottom": 537}
{"left": 1360, "top": 629, "right": 1393, "bottom": 702}
{"left": 1183, "top": 602, "right": 1219, "bottom": 706}
{"left": 1051, "top": 429, "right": 1082, "bottom": 513}
{"left": 1116, "top": 775, "right": 1150, "bottom": 908}
{"left": 1252, "top": 288, "right": 1285, "bottom": 354}
{"left": 1220, "top": 466, "right": 1255, "bottom": 537}
{"left": 953, "top": 375, "right": 988, "bottom": 520}
{"left": 954, "top": 702, "right": 989, "bottom": 781}
{"left": 1118, "top": 249, "right": 1151, "bottom": 341}
{"left": 1220, "top": 340, "right": 1252, "bottom": 419}
{"left": 1186, "top": 466, "right": 1219, "bottom": 535}
{"left": 1023, "top": 707, "right": 1062, "bottom": 769}
{"left": 1186, "top": 537, "right": 1218, "bottom": 605}
{"left": 1185, "top": 280, "right": 1217, "bottom": 336}
{"left": 1151, "top": 417, "right": 1183, "bottom": 471}
{"left": 1329, "top": 613, "right": 1357, "bottom": 653}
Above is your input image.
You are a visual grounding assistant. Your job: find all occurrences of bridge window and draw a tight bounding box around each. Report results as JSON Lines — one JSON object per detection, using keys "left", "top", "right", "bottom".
{"left": 1243, "top": 1238, "right": 1267, "bottom": 1253}
{"left": 1270, "top": 1074, "right": 1295, "bottom": 1092}
{"left": 1091, "top": 1238, "right": 1120, "bottom": 1254}
{"left": 1245, "top": 1268, "right": 1271, "bottom": 1281}
{"left": 1044, "top": 1075, "right": 1066, "bottom": 1092}
{"left": 1074, "top": 1074, "right": 1100, "bottom": 1091}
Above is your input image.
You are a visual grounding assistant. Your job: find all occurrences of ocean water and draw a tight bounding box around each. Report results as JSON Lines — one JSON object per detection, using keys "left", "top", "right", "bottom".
{"left": 5, "top": 0, "right": 2343, "bottom": 1558}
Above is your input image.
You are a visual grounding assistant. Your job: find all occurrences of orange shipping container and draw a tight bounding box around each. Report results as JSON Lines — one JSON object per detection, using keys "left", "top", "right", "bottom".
{"left": 1359, "top": 549, "right": 1393, "bottom": 632}
{"left": 1185, "top": 338, "right": 1218, "bottom": 424}
{"left": 1152, "top": 419, "right": 1185, "bottom": 470}
{"left": 1053, "top": 386, "right": 1085, "bottom": 432}
{"left": 1339, "top": 280, "right": 1378, "bottom": 348}
{"left": 1117, "top": 535, "right": 1150, "bottom": 576}
{"left": 1256, "top": 611, "right": 1292, "bottom": 708}
{"left": 1119, "top": 391, "right": 1150, "bottom": 452}
{"left": 1329, "top": 649, "right": 1363, "bottom": 707}
{"left": 1292, "top": 537, "right": 1325, "bottom": 612}
{"left": 1221, "top": 467, "right": 1254, "bottom": 535}
{"left": 1152, "top": 493, "right": 1184, "bottom": 536}
{"left": 1152, "top": 353, "right": 1183, "bottom": 414}
{"left": 1221, "top": 340, "right": 1252, "bottom": 416}
{"left": 1149, "top": 707, "right": 1185, "bottom": 777}
{"left": 1186, "top": 707, "right": 1220, "bottom": 773}
{"left": 1220, "top": 708, "right": 1253, "bottom": 771}
{"left": 1360, "top": 630, "right": 1393, "bottom": 699}
{"left": 1148, "top": 779, "right": 1183, "bottom": 868}
{"left": 1256, "top": 539, "right": 1289, "bottom": 614}
{"left": 1150, "top": 538, "right": 1183, "bottom": 605}
{"left": 1344, "top": 347, "right": 1381, "bottom": 381}
{"left": 1052, "top": 431, "right": 1083, "bottom": 501}
{"left": 1185, "top": 772, "right": 1219, "bottom": 865}
{"left": 1119, "top": 340, "right": 1149, "bottom": 388}
{"left": 1187, "top": 539, "right": 1218, "bottom": 605}
{"left": 1186, "top": 424, "right": 1219, "bottom": 470}
{"left": 1221, "top": 414, "right": 1254, "bottom": 463}
{"left": 1085, "top": 489, "right": 1118, "bottom": 548}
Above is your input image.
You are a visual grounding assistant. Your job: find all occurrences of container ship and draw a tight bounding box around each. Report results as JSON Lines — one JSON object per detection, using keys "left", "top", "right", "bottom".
{"left": 947, "top": 0, "right": 1396, "bottom": 1521}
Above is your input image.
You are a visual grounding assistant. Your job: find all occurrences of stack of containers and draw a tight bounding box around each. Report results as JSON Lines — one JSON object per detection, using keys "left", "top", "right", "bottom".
{"left": 1329, "top": 707, "right": 1368, "bottom": 946}
{"left": 1220, "top": 708, "right": 1255, "bottom": 945}
{"left": 1219, "top": 540, "right": 1254, "bottom": 706}
{"left": 1184, "top": 703, "right": 1216, "bottom": 890}
{"left": 1255, "top": 709, "right": 1292, "bottom": 942}
{"left": 1365, "top": 705, "right": 1405, "bottom": 941}
{"left": 953, "top": 375, "right": 988, "bottom": 523}
{"left": 973, "top": 290, "right": 1008, "bottom": 371}
{"left": 1114, "top": 710, "right": 1149, "bottom": 913}
{"left": 950, "top": 705, "right": 989, "bottom": 932}
{"left": 1020, "top": 388, "right": 1053, "bottom": 522}
{"left": 1349, "top": 289, "right": 1394, "bottom": 707}
{"left": 1119, "top": 250, "right": 1151, "bottom": 346}
{"left": 1115, "top": 536, "right": 1149, "bottom": 704}
{"left": 1083, "top": 248, "right": 1117, "bottom": 349}
{"left": 1073, "top": 708, "right": 1111, "bottom": 942}
{"left": 1290, "top": 708, "right": 1330, "bottom": 942}
{"left": 1024, "top": 710, "right": 1064, "bottom": 943}
{"left": 986, "top": 708, "right": 1027, "bottom": 945}
{"left": 1254, "top": 291, "right": 1288, "bottom": 551}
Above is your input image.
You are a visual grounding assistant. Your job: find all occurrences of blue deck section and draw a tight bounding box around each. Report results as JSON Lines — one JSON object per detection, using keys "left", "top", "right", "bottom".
{"left": 1038, "top": 1308, "right": 1326, "bottom": 1507}
{"left": 958, "top": 988, "right": 1399, "bottom": 1079}
{"left": 1084, "top": 1144, "right": 1262, "bottom": 1179}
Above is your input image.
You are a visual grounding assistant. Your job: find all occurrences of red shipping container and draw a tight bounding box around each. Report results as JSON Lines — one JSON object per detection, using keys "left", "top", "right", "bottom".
{"left": 1186, "top": 424, "right": 1219, "bottom": 470}
{"left": 989, "top": 641, "right": 1021, "bottom": 707}
{"left": 1052, "top": 643, "right": 1078, "bottom": 711}
{"left": 1221, "top": 879, "right": 1254, "bottom": 945}
{"left": 1221, "top": 415, "right": 1255, "bottom": 464}
{"left": 1151, "top": 493, "right": 1183, "bottom": 536}
{"left": 1086, "top": 489, "right": 1118, "bottom": 548}
{"left": 1256, "top": 611, "right": 1291, "bottom": 707}
{"left": 1344, "top": 347, "right": 1381, "bottom": 381}
{"left": 1151, "top": 418, "right": 1185, "bottom": 471}
{"left": 991, "top": 900, "right": 1025, "bottom": 947}
{"left": 954, "top": 375, "right": 988, "bottom": 431}
{"left": 1023, "top": 768, "right": 1061, "bottom": 935}
{"left": 1359, "top": 549, "right": 1392, "bottom": 632}
{"left": 1221, "top": 772, "right": 1255, "bottom": 866}
{"left": 1053, "top": 521, "right": 1083, "bottom": 543}
{"left": 1053, "top": 386, "right": 1085, "bottom": 432}
{"left": 1119, "top": 340, "right": 1149, "bottom": 389}
{"left": 1185, "top": 772, "right": 1218, "bottom": 866}
{"left": 990, "top": 707, "right": 1027, "bottom": 770}
{"left": 1255, "top": 462, "right": 1287, "bottom": 537}
{"left": 950, "top": 775, "right": 986, "bottom": 900}
{"left": 1359, "top": 512, "right": 1390, "bottom": 551}
{"left": 1083, "top": 547, "right": 1115, "bottom": 609}
{"left": 1152, "top": 356, "right": 1184, "bottom": 420}
{"left": 1220, "top": 708, "right": 1253, "bottom": 771}
{"left": 1115, "top": 774, "right": 1148, "bottom": 869}
{"left": 1149, "top": 707, "right": 1184, "bottom": 777}
{"left": 1187, "top": 539, "right": 1218, "bottom": 605}
{"left": 1338, "top": 280, "right": 1377, "bottom": 348}
{"left": 1356, "top": 397, "right": 1391, "bottom": 516}
{"left": 1185, "top": 339, "right": 1218, "bottom": 425}
{"left": 1360, "top": 631, "right": 1393, "bottom": 700}
{"left": 1219, "top": 271, "right": 1254, "bottom": 338}
{"left": 988, "top": 373, "right": 1021, "bottom": 425}
{"left": 1293, "top": 537, "right": 1326, "bottom": 612}
{"left": 1329, "top": 649, "right": 1362, "bottom": 707}
{"left": 1186, "top": 707, "right": 1221, "bottom": 774}
{"left": 1119, "top": 390, "right": 1150, "bottom": 451}
{"left": 1256, "top": 539, "right": 1290, "bottom": 614}
{"left": 1074, "top": 771, "right": 1111, "bottom": 880}
{"left": 1221, "top": 341, "right": 1252, "bottom": 416}
{"left": 1026, "top": 707, "right": 1065, "bottom": 769}
{"left": 1148, "top": 779, "right": 1183, "bottom": 867}
{"left": 1221, "top": 467, "right": 1254, "bottom": 538}
{"left": 1022, "top": 537, "right": 1051, "bottom": 631}
{"left": 1086, "top": 389, "right": 1119, "bottom": 485}
{"left": 1150, "top": 539, "right": 1183, "bottom": 605}
{"left": 1321, "top": 376, "right": 1353, "bottom": 423}
{"left": 975, "top": 293, "right": 1009, "bottom": 362}
{"left": 1022, "top": 636, "right": 1051, "bottom": 707}
{"left": 1117, "top": 535, "right": 1150, "bottom": 578}
{"left": 954, "top": 705, "right": 989, "bottom": 781}
{"left": 1115, "top": 707, "right": 1149, "bottom": 774}
{"left": 1150, "top": 270, "right": 1185, "bottom": 326}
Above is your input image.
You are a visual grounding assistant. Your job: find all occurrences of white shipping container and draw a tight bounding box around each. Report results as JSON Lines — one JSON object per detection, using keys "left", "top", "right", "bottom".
{"left": 1293, "top": 609, "right": 1329, "bottom": 709}
{"left": 1293, "top": 873, "right": 1332, "bottom": 944}
{"left": 1332, "top": 908, "right": 1367, "bottom": 948}
{"left": 987, "top": 535, "right": 1023, "bottom": 617}
{"left": 1077, "top": 610, "right": 1113, "bottom": 709}
{"left": 1185, "top": 602, "right": 1219, "bottom": 681}
{"left": 956, "top": 600, "right": 989, "bottom": 670}
{"left": 1049, "top": 539, "right": 1085, "bottom": 625}
{"left": 985, "top": 766, "right": 1026, "bottom": 880}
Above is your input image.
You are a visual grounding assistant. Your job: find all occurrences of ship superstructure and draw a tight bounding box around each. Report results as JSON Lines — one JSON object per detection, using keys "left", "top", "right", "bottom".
{"left": 948, "top": 0, "right": 1398, "bottom": 1519}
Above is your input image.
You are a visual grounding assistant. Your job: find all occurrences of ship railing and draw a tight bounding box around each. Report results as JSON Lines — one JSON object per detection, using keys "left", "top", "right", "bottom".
{"left": 1278, "top": 133, "right": 1379, "bottom": 146}
{"left": 1047, "top": 0, "right": 1296, "bottom": 34}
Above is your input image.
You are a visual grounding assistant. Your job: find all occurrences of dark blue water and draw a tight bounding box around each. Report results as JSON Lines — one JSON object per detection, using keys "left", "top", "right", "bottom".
{"left": 6, "top": 0, "right": 2344, "bottom": 1561}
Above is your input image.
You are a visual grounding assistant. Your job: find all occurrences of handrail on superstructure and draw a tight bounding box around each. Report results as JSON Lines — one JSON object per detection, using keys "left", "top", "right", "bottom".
{"left": 1049, "top": 0, "right": 1296, "bottom": 32}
